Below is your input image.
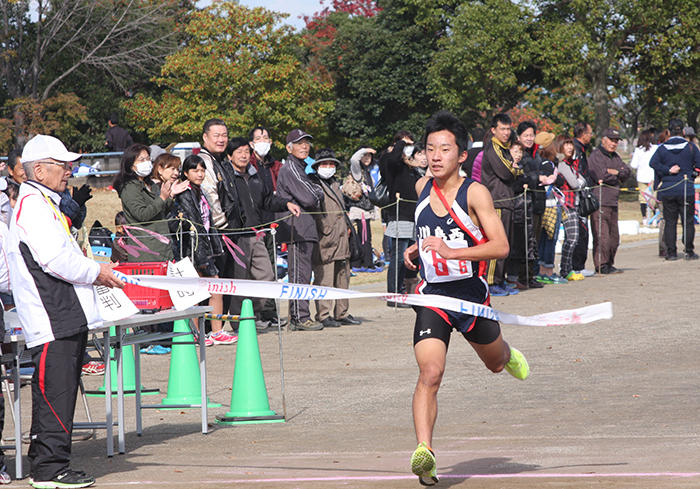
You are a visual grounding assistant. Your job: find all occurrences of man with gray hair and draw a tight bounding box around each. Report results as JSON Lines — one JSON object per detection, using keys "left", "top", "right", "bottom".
{"left": 8, "top": 135, "right": 124, "bottom": 488}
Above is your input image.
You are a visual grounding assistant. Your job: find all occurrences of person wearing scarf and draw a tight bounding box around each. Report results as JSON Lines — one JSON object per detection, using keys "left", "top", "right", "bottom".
{"left": 480, "top": 113, "right": 523, "bottom": 296}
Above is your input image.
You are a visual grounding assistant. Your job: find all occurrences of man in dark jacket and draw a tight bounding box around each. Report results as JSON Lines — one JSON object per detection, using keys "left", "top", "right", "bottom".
{"left": 105, "top": 113, "right": 133, "bottom": 151}
{"left": 480, "top": 113, "right": 521, "bottom": 296}
{"left": 225, "top": 137, "right": 300, "bottom": 324}
{"left": 461, "top": 127, "right": 486, "bottom": 178}
{"left": 650, "top": 118, "right": 700, "bottom": 261}
{"left": 198, "top": 119, "right": 242, "bottom": 322}
{"left": 572, "top": 122, "right": 595, "bottom": 276}
{"left": 276, "top": 129, "right": 325, "bottom": 331}
{"left": 587, "top": 128, "right": 632, "bottom": 274}
{"left": 248, "top": 126, "right": 286, "bottom": 327}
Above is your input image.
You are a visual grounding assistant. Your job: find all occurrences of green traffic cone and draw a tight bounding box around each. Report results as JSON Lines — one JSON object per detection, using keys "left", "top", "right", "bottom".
{"left": 216, "top": 299, "right": 284, "bottom": 425}
{"left": 161, "top": 319, "right": 221, "bottom": 408}
{"left": 86, "top": 326, "right": 159, "bottom": 397}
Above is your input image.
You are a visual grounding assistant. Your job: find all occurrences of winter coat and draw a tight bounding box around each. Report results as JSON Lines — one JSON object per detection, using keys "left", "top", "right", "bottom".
{"left": 276, "top": 154, "right": 325, "bottom": 243}
{"left": 174, "top": 186, "right": 224, "bottom": 276}
{"left": 650, "top": 136, "right": 700, "bottom": 197}
{"left": 118, "top": 178, "right": 175, "bottom": 262}
{"left": 481, "top": 139, "right": 518, "bottom": 210}
{"left": 587, "top": 146, "right": 632, "bottom": 207}
{"left": 378, "top": 141, "right": 419, "bottom": 222}
{"left": 310, "top": 175, "right": 351, "bottom": 264}
{"left": 230, "top": 164, "right": 290, "bottom": 238}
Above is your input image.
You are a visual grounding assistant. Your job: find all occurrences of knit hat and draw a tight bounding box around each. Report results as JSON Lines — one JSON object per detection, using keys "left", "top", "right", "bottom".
{"left": 311, "top": 148, "right": 340, "bottom": 168}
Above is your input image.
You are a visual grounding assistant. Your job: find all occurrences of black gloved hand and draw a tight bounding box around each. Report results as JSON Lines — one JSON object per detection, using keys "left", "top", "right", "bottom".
{"left": 72, "top": 184, "right": 93, "bottom": 207}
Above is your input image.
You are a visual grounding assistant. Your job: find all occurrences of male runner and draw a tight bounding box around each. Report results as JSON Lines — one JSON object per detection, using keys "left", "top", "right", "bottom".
{"left": 404, "top": 111, "right": 530, "bottom": 486}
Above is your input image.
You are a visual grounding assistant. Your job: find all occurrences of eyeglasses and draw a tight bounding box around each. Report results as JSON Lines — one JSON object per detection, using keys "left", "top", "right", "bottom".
{"left": 40, "top": 160, "right": 72, "bottom": 171}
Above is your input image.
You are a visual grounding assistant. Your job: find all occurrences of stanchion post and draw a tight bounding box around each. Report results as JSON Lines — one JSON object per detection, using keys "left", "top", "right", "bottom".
{"left": 394, "top": 193, "right": 400, "bottom": 308}
{"left": 598, "top": 181, "right": 603, "bottom": 276}
{"left": 523, "top": 185, "right": 529, "bottom": 287}
{"left": 683, "top": 174, "right": 689, "bottom": 248}
{"left": 270, "top": 223, "right": 287, "bottom": 420}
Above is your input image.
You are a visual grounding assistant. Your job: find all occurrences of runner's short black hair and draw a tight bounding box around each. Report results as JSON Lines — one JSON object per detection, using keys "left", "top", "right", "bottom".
{"left": 424, "top": 110, "right": 470, "bottom": 154}
{"left": 491, "top": 113, "right": 512, "bottom": 129}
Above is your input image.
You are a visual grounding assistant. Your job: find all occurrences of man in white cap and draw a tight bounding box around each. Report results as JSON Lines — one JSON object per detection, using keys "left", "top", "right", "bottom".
{"left": 8, "top": 135, "right": 124, "bottom": 488}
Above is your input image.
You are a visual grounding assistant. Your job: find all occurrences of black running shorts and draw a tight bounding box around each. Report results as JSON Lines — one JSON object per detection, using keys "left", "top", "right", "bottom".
{"left": 413, "top": 306, "right": 501, "bottom": 348}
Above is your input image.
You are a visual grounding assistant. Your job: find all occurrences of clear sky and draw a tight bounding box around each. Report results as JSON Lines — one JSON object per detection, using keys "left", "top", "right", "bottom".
{"left": 198, "top": 1, "right": 323, "bottom": 31}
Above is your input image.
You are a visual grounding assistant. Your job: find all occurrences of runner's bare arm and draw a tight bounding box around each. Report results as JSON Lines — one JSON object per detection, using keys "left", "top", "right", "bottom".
{"left": 403, "top": 176, "right": 432, "bottom": 271}
{"left": 420, "top": 183, "right": 508, "bottom": 262}
{"left": 404, "top": 242, "right": 419, "bottom": 270}
{"left": 415, "top": 176, "right": 430, "bottom": 198}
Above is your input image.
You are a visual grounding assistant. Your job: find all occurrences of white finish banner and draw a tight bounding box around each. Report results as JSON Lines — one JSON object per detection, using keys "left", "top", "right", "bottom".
{"left": 112, "top": 273, "right": 612, "bottom": 327}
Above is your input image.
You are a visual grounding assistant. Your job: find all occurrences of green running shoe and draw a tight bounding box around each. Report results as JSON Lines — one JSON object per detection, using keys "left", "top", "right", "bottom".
{"left": 411, "top": 442, "right": 439, "bottom": 486}
{"left": 505, "top": 347, "right": 530, "bottom": 380}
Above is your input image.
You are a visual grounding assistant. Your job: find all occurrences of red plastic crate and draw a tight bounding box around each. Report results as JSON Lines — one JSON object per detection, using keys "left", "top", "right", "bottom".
{"left": 115, "top": 262, "right": 173, "bottom": 310}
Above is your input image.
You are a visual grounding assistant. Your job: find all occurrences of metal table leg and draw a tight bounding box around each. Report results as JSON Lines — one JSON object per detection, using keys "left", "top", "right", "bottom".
{"left": 103, "top": 330, "right": 113, "bottom": 457}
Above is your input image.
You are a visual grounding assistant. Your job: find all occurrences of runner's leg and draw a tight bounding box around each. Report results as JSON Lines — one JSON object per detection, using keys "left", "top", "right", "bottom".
{"left": 413, "top": 338, "right": 447, "bottom": 448}
{"left": 469, "top": 333, "right": 510, "bottom": 373}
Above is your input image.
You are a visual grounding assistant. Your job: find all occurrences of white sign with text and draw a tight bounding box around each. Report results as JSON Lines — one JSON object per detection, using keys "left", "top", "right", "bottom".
{"left": 167, "top": 257, "right": 210, "bottom": 311}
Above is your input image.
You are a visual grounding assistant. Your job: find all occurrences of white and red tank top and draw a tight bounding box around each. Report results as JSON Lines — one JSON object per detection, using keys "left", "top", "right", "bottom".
{"left": 415, "top": 178, "right": 486, "bottom": 284}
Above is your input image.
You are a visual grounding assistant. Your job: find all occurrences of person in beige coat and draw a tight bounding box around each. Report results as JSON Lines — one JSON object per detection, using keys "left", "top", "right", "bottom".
{"left": 310, "top": 149, "right": 363, "bottom": 328}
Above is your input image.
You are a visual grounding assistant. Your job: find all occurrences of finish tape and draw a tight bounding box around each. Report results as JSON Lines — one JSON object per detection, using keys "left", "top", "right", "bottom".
{"left": 113, "top": 272, "right": 612, "bottom": 327}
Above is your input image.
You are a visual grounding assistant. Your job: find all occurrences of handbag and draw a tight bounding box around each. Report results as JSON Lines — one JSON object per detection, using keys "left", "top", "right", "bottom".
{"left": 578, "top": 187, "right": 600, "bottom": 217}
{"left": 344, "top": 214, "right": 363, "bottom": 263}
{"left": 368, "top": 176, "right": 391, "bottom": 208}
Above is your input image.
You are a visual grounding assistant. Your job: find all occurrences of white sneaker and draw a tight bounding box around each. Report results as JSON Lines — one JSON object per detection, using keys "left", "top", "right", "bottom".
{"left": 578, "top": 269, "right": 595, "bottom": 277}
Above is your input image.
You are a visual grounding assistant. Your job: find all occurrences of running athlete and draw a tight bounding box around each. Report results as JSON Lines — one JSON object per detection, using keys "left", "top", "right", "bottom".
{"left": 404, "top": 111, "right": 530, "bottom": 486}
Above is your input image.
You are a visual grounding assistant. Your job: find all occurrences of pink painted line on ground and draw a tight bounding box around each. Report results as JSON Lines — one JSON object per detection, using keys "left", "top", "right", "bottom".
{"left": 106, "top": 472, "right": 700, "bottom": 485}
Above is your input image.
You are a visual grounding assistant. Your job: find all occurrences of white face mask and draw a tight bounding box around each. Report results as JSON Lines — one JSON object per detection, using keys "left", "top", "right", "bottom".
{"left": 253, "top": 142, "right": 271, "bottom": 157}
{"left": 403, "top": 145, "right": 415, "bottom": 158}
{"left": 317, "top": 167, "right": 336, "bottom": 180}
{"left": 135, "top": 160, "right": 153, "bottom": 177}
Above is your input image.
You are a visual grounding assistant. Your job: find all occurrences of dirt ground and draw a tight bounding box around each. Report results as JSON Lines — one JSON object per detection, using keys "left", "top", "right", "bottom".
{"left": 3, "top": 236, "right": 700, "bottom": 488}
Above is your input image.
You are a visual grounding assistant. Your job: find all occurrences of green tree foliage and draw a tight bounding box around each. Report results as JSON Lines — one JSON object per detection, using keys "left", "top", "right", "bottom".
{"left": 124, "top": 1, "right": 334, "bottom": 145}
{"left": 316, "top": 0, "right": 441, "bottom": 149}
{"left": 428, "top": 0, "right": 545, "bottom": 126}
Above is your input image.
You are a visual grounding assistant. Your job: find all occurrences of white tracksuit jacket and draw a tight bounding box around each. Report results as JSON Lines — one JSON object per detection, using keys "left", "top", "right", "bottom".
{"left": 8, "top": 181, "right": 102, "bottom": 348}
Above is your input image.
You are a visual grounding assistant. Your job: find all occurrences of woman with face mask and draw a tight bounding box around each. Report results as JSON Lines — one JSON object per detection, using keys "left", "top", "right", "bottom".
{"left": 308, "top": 148, "right": 363, "bottom": 328}
{"left": 113, "top": 144, "right": 188, "bottom": 262}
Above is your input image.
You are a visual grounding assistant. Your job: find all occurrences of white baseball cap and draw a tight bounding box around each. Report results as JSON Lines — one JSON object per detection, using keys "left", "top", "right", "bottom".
{"left": 20, "top": 135, "right": 82, "bottom": 164}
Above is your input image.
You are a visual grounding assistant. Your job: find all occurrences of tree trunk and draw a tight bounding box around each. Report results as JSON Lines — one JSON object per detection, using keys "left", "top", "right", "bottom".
{"left": 686, "top": 104, "right": 699, "bottom": 132}
{"left": 589, "top": 59, "right": 610, "bottom": 145}
{"left": 13, "top": 105, "right": 27, "bottom": 149}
